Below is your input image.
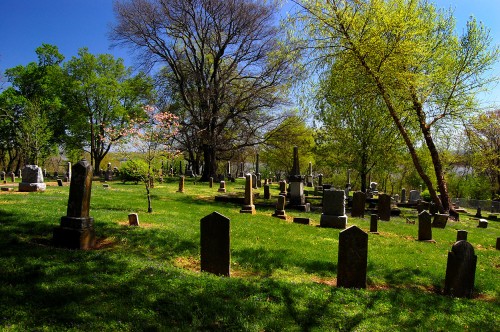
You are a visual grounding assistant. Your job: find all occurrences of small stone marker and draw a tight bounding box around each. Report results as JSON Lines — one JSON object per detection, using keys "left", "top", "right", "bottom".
{"left": 474, "top": 207, "right": 482, "bottom": 218}
{"left": 19, "top": 165, "right": 46, "bottom": 192}
{"left": 401, "top": 188, "right": 406, "bottom": 203}
{"left": 432, "top": 213, "right": 448, "bottom": 228}
{"left": 240, "top": 174, "right": 256, "bottom": 214}
{"left": 10, "top": 172, "right": 15, "bottom": 183}
{"left": 217, "top": 180, "right": 226, "bottom": 193}
{"left": 57, "top": 179, "right": 63, "bottom": 186}
{"left": 418, "top": 210, "right": 433, "bottom": 242}
{"left": 377, "top": 194, "right": 391, "bottom": 221}
{"left": 444, "top": 240, "right": 477, "bottom": 298}
{"left": 200, "top": 212, "right": 230, "bottom": 277}
{"left": 477, "top": 219, "right": 488, "bottom": 228}
{"left": 1, "top": 187, "right": 13, "bottom": 192}
{"left": 272, "top": 195, "right": 287, "bottom": 220}
{"left": 456, "top": 230, "right": 467, "bottom": 242}
{"left": 320, "top": 189, "right": 347, "bottom": 229}
{"left": 128, "top": 213, "right": 139, "bottom": 226}
{"left": 370, "top": 214, "right": 379, "bottom": 234}
{"left": 351, "top": 191, "right": 366, "bottom": 218}
{"left": 53, "top": 159, "right": 96, "bottom": 249}
{"left": 177, "top": 176, "right": 185, "bottom": 193}
{"left": 293, "top": 217, "right": 310, "bottom": 225}
{"left": 0, "top": 171, "right": 5, "bottom": 181}
{"left": 264, "top": 184, "right": 271, "bottom": 199}
{"left": 337, "top": 225, "right": 368, "bottom": 289}
{"left": 279, "top": 180, "right": 287, "bottom": 196}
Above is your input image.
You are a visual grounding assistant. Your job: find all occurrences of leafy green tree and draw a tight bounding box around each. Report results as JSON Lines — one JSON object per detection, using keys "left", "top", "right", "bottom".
{"left": 111, "top": 0, "right": 296, "bottom": 181}
{"left": 63, "top": 48, "right": 154, "bottom": 170}
{"left": 294, "top": 0, "right": 499, "bottom": 213}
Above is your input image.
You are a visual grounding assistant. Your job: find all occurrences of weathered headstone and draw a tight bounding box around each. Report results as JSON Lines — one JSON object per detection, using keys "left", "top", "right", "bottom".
{"left": 377, "top": 194, "right": 391, "bottom": 221}
{"left": 240, "top": 174, "right": 256, "bottom": 214}
{"left": 401, "top": 188, "right": 407, "bottom": 203}
{"left": 456, "top": 230, "right": 467, "bottom": 242}
{"left": 57, "top": 179, "right": 63, "bottom": 186}
{"left": 279, "top": 180, "right": 287, "bottom": 196}
{"left": 177, "top": 176, "right": 185, "bottom": 193}
{"left": 477, "top": 219, "right": 488, "bottom": 228}
{"left": 200, "top": 212, "right": 230, "bottom": 277}
{"left": 318, "top": 174, "right": 323, "bottom": 187}
{"left": 288, "top": 146, "right": 305, "bottom": 206}
{"left": 351, "top": 191, "right": 366, "bottom": 218}
{"left": 320, "top": 189, "right": 347, "bottom": 229}
{"left": 418, "top": 210, "right": 433, "bottom": 242}
{"left": 337, "top": 226, "right": 368, "bottom": 289}
{"left": 53, "top": 159, "right": 95, "bottom": 249}
{"left": 272, "top": 195, "right": 287, "bottom": 220}
{"left": 306, "top": 161, "right": 313, "bottom": 187}
{"left": 409, "top": 190, "right": 420, "bottom": 204}
{"left": 432, "top": 213, "right": 448, "bottom": 228}
{"left": 251, "top": 173, "right": 257, "bottom": 189}
{"left": 474, "top": 207, "right": 482, "bottom": 218}
{"left": 9, "top": 172, "right": 15, "bottom": 183}
{"left": 128, "top": 213, "right": 139, "bottom": 226}
{"left": 444, "top": 240, "right": 477, "bottom": 298}
{"left": 218, "top": 180, "right": 226, "bottom": 193}
{"left": 0, "top": 171, "right": 5, "bottom": 181}
{"left": 293, "top": 217, "right": 310, "bottom": 225}
{"left": 105, "top": 162, "right": 113, "bottom": 181}
{"left": 19, "top": 165, "right": 46, "bottom": 192}
{"left": 370, "top": 214, "right": 379, "bottom": 234}
{"left": 264, "top": 184, "right": 271, "bottom": 199}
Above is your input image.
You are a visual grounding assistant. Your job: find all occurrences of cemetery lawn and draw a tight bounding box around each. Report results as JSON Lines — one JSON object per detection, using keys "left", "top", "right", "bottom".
{"left": 0, "top": 178, "right": 498, "bottom": 331}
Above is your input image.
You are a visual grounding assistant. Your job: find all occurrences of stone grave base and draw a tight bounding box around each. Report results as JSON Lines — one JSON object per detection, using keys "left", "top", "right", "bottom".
{"left": 240, "top": 205, "right": 256, "bottom": 214}
{"left": 272, "top": 210, "right": 286, "bottom": 220}
{"left": 293, "top": 217, "right": 310, "bottom": 225}
{"left": 18, "top": 182, "right": 46, "bottom": 192}
{"left": 53, "top": 227, "right": 96, "bottom": 249}
{"left": 217, "top": 188, "right": 226, "bottom": 193}
{"left": 320, "top": 214, "right": 347, "bottom": 229}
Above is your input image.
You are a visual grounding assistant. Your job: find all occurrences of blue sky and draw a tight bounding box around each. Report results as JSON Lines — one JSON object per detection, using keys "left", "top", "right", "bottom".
{"left": 1, "top": 0, "right": 499, "bottom": 107}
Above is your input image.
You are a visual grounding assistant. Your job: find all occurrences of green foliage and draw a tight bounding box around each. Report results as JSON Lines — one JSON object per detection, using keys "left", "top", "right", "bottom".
{"left": 119, "top": 159, "right": 148, "bottom": 184}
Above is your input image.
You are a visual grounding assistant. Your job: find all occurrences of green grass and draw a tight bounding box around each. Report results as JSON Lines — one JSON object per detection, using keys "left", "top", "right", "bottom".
{"left": 0, "top": 178, "right": 498, "bottom": 331}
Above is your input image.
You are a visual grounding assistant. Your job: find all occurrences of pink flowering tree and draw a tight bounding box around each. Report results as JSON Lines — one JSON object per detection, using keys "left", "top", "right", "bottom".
{"left": 119, "top": 105, "right": 179, "bottom": 212}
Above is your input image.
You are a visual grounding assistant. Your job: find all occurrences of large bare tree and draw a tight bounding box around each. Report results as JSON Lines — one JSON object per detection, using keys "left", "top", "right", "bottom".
{"left": 111, "top": 0, "right": 295, "bottom": 180}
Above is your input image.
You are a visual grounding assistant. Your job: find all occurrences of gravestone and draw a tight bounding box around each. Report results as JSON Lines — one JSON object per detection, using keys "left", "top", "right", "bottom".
{"left": 0, "top": 171, "right": 5, "bottom": 181}
{"left": 337, "top": 226, "right": 368, "bottom": 289}
{"left": 351, "top": 191, "right": 366, "bottom": 218}
{"left": 497, "top": 237, "right": 500, "bottom": 250}
{"left": 288, "top": 146, "right": 305, "bottom": 206}
{"left": 456, "top": 230, "right": 467, "bottom": 242}
{"left": 105, "top": 162, "right": 113, "bottom": 181}
{"left": 218, "top": 180, "right": 226, "bottom": 193}
{"left": 370, "top": 214, "right": 379, "bottom": 234}
{"left": 444, "top": 240, "right": 477, "bottom": 298}
{"left": 238, "top": 162, "right": 244, "bottom": 178}
{"left": 394, "top": 194, "right": 400, "bottom": 203}
{"left": 200, "top": 212, "right": 230, "bottom": 277}
{"left": 370, "top": 182, "right": 378, "bottom": 195}
{"left": 474, "top": 207, "right": 482, "bottom": 218}
{"left": 177, "top": 176, "right": 185, "bottom": 193}
{"left": 251, "top": 173, "right": 257, "bottom": 189}
{"left": 128, "top": 213, "right": 139, "bottom": 226}
{"left": 264, "top": 184, "right": 271, "bottom": 199}
{"left": 320, "top": 189, "right": 347, "bottom": 229}
{"left": 432, "top": 213, "right": 448, "bottom": 228}
{"left": 409, "top": 190, "right": 420, "bottom": 204}
{"left": 306, "top": 162, "right": 313, "bottom": 187}
{"left": 418, "top": 210, "right": 433, "bottom": 242}
{"left": 477, "top": 219, "right": 488, "bottom": 228}
{"left": 240, "top": 174, "right": 256, "bottom": 214}
{"left": 57, "top": 179, "right": 63, "bottom": 186}
{"left": 19, "top": 165, "right": 46, "bottom": 192}
{"left": 293, "top": 217, "right": 310, "bottom": 225}
{"left": 53, "top": 159, "right": 95, "bottom": 249}
{"left": 209, "top": 177, "right": 213, "bottom": 188}
{"left": 279, "top": 180, "right": 287, "bottom": 196}
{"left": 377, "top": 194, "right": 391, "bottom": 221}
{"left": 66, "top": 162, "right": 72, "bottom": 182}
{"left": 318, "top": 174, "right": 323, "bottom": 187}
{"left": 401, "top": 188, "right": 406, "bottom": 203}
{"left": 272, "top": 195, "right": 287, "bottom": 220}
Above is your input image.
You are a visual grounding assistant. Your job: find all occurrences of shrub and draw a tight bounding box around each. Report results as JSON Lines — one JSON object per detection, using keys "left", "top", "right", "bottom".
{"left": 120, "top": 159, "right": 148, "bottom": 184}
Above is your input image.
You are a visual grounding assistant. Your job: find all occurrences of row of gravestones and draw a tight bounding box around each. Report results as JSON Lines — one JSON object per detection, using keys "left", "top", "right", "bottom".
{"left": 200, "top": 211, "right": 479, "bottom": 298}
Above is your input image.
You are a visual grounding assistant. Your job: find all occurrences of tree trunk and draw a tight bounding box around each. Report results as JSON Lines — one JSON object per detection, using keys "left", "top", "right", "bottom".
{"left": 201, "top": 144, "right": 217, "bottom": 182}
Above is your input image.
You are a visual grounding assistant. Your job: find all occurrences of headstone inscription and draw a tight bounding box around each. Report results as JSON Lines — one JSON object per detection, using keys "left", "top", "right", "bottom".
{"left": 337, "top": 226, "right": 368, "bottom": 289}
{"left": 377, "top": 193, "right": 391, "bottom": 221}
{"left": 53, "top": 159, "right": 95, "bottom": 249}
{"left": 320, "top": 189, "right": 347, "bottom": 229}
{"left": 351, "top": 191, "right": 366, "bottom": 218}
{"left": 19, "top": 165, "right": 46, "bottom": 192}
{"left": 240, "top": 174, "right": 256, "bottom": 214}
{"left": 444, "top": 240, "right": 477, "bottom": 298}
{"left": 200, "top": 212, "right": 230, "bottom": 277}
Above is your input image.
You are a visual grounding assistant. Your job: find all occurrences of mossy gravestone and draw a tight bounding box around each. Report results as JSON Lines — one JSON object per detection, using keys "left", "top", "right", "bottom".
{"left": 337, "top": 226, "right": 368, "bottom": 288}
{"left": 200, "top": 212, "right": 230, "bottom": 277}
{"left": 53, "top": 159, "right": 95, "bottom": 249}
{"left": 444, "top": 240, "right": 477, "bottom": 298}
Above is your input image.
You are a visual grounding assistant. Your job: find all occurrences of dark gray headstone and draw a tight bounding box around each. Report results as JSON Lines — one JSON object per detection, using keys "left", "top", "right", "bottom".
{"left": 432, "top": 214, "right": 448, "bottom": 228}
{"left": 272, "top": 195, "right": 287, "bottom": 220}
{"left": 209, "top": 177, "right": 213, "bottom": 188}
{"left": 418, "top": 210, "right": 433, "bottom": 241}
{"left": 456, "top": 230, "right": 467, "bottom": 242}
{"left": 320, "top": 190, "right": 347, "bottom": 229}
{"left": 401, "top": 188, "right": 406, "bottom": 203}
{"left": 444, "top": 240, "right": 477, "bottom": 298}
{"left": 477, "top": 219, "right": 488, "bottom": 228}
{"left": 264, "top": 184, "right": 271, "bottom": 199}
{"left": 496, "top": 237, "right": 500, "bottom": 250}
{"left": 293, "top": 217, "right": 310, "bottom": 225}
{"left": 378, "top": 194, "right": 391, "bottom": 221}
{"left": 337, "top": 226, "right": 368, "bottom": 289}
{"left": 200, "top": 212, "right": 230, "bottom": 277}
{"left": 53, "top": 159, "right": 95, "bottom": 249}
{"left": 279, "top": 180, "right": 287, "bottom": 196}
{"left": 474, "top": 207, "right": 482, "bottom": 218}
{"left": 351, "top": 191, "right": 366, "bottom": 218}
{"left": 370, "top": 214, "right": 378, "bottom": 233}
